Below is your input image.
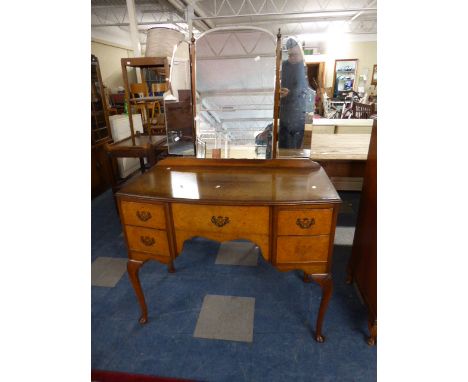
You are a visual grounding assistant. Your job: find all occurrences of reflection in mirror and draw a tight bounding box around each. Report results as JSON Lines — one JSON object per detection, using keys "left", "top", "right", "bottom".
{"left": 195, "top": 27, "right": 276, "bottom": 159}
{"left": 277, "top": 37, "right": 315, "bottom": 159}
{"left": 165, "top": 40, "right": 196, "bottom": 156}
{"left": 333, "top": 59, "right": 358, "bottom": 98}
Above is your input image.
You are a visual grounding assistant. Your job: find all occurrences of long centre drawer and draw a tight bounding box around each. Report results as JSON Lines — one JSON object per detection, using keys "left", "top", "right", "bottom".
{"left": 172, "top": 204, "right": 270, "bottom": 235}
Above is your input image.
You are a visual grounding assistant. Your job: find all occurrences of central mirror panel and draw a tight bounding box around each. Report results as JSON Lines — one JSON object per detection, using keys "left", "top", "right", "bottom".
{"left": 195, "top": 27, "right": 277, "bottom": 159}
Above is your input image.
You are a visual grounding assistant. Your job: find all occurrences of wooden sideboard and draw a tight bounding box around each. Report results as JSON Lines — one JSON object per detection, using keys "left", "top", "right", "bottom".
{"left": 116, "top": 158, "right": 341, "bottom": 342}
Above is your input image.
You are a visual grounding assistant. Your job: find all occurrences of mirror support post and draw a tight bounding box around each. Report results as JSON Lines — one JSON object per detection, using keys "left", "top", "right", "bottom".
{"left": 190, "top": 36, "right": 197, "bottom": 155}
{"left": 272, "top": 29, "right": 282, "bottom": 159}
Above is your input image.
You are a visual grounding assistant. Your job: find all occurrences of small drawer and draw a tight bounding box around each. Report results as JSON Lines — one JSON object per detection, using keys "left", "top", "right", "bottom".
{"left": 120, "top": 201, "right": 166, "bottom": 229}
{"left": 277, "top": 208, "right": 332, "bottom": 236}
{"left": 125, "top": 226, "right": 170, "bottom": 256}
{"left": 172, "top": 203, "right": 269, "bottom": 235}
{"left": 276, "top": 235, "right": 330, "bottom": 263}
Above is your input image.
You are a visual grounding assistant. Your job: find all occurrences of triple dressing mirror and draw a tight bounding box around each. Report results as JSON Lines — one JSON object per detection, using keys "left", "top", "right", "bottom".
{"left": 164, "top": 26, "right": 313, "bottom": 159}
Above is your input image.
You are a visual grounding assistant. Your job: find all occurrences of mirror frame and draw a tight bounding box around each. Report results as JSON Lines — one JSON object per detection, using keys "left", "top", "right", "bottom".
{"left": 165, "top": 39, "right": 196, "bottom": 156}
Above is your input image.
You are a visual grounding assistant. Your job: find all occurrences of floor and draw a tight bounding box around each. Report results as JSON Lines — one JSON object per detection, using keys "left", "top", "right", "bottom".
{"left": 92, "top": 189, "right": 376, "bottom": 381}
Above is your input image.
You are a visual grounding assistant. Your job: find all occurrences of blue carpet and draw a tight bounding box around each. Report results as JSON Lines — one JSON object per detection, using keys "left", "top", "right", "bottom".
{"left": 92, "top": 189, "right": 376, "bottom": 381}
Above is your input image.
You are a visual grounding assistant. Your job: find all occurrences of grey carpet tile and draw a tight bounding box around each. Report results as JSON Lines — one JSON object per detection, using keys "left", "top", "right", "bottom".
{"left": 215, "top": 241, "right": 259, "bottom": 266}
{"left": 334, "top": 226, "right": 356, "bottom": 246}
{"left": 193, "top": 295, "right": 255, "bottom": 343}
{"left": 92, "top": 257, "right": 128, "bottom": 287}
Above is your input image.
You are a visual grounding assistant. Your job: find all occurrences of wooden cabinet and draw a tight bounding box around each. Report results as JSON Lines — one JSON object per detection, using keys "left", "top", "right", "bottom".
{"left": 116, "top": 158, "right": 341, "bottom": 342}
{"left": 346, "top": 120, "right": 377, "bottom": 345}
{"left": 91, "top": 54, "right": 114, "bottom": 198}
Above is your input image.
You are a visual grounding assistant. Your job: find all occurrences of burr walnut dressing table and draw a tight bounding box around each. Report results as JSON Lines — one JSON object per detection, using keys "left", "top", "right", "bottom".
{"left": 117, "top": 157, "right": 341, "bottom": 342}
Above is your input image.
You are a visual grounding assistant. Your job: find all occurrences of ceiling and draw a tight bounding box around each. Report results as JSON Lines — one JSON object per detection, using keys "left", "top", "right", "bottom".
{"left": 92, "top": 0, "right": 377, "bottom": 50}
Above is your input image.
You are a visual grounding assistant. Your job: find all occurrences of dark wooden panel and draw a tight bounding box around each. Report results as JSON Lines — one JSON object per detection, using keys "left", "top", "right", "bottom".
{"left": 91, "top": 141, "right": 113, "bottom": 198}
{"left": 347, "top": 119, "right": 377, "bottom": 345}
{"left": 165, "top": 100, "right": 194, "bottom": 143}
{"left": 317, "top": 159, "right": 366, "bottom": 178}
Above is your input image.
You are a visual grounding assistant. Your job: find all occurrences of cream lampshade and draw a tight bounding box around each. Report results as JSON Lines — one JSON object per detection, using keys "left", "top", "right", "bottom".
{"left": 145, "top": 27, "right": 185, "bottom": 58}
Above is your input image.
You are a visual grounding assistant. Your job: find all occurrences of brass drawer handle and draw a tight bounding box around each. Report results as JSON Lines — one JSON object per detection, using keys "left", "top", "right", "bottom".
{"left": 140, "top": 236, "right": 155, "bottom": 246}
{"left": 136, "top": 210, "right": 152, "bottom": 222}
{"left": 211, "top": 216, "right": 230, "bottom": 227}
{"left": 296, "top": 218, "right": 315, "bottom": 229}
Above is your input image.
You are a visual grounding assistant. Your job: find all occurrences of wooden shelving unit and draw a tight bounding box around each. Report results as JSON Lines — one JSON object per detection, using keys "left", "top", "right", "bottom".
{"left": 91, "top": 54, "right": 115, "bottom": 198}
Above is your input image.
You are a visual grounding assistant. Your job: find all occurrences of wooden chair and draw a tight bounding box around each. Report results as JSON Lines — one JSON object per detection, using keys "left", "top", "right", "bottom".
{"left": 152, "top": 82, "right": 168, "bottom": 95}
{"left": 351, "top": 102, "right": 375, "bottom": 119}
{"left": 150, "top": 83, "right": 168, "bottom": 124}
{"left": 130, "top": 83, "right": 158, "bottom": 127}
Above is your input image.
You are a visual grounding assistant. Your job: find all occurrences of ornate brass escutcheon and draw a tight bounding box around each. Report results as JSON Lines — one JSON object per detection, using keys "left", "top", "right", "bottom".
{"left": 140, "top": 236, "right": 155, "bottom": 246}
{"left": 211, "top": 216, "right": 230, "bottom": 227}
{"left": 136, "top": 210, "right": 152, "bottom": 221}
{"left": 296, "top": 217, "right": 315, "bottom": 229}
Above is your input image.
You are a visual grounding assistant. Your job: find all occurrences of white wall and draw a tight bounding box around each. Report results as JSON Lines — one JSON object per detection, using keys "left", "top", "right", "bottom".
{"left": 305, "top": 41, "right": 376, "bottom": 94}
{"left": 91, "top": 40, "right": 137, "bottom": 92}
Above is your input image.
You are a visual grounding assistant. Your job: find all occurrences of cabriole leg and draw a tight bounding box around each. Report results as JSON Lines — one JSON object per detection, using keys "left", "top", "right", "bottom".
{"left": 168, "top": 259, "right": 175, "bottom": 273}
{"left": 311, "top": 274, "right": 333, "bottom": 343}
{"left": 367, "top": 319, "right": 377, "bottom": 346}
{"left": 127, "top": 260, "right": 148, "bottom": 324}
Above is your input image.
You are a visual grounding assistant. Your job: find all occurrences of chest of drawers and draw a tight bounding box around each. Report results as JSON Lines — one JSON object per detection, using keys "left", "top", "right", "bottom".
{"left": 117, "top": 157, "right": 341, "bottom": 342}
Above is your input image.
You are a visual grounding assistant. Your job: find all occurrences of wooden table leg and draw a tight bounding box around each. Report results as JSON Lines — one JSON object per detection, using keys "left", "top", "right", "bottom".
{"left": 139, "top": 158, "right": 146, "bottom": 173}
{"left": 168, "top": 259, "right": 175, "bottom": 273}
{"left": 367, "top": 318, "right": 377, "bottom": 346}
{"left": 311, "top": 274, "right": 333, "bottom": 343}
{"left": 147, "top": 147, "right": 157, "bottom": 168}
{"left": 127, "top": 259, "right": 148, "bottom": 324}
{"left": 106, "top": 152, "right": 119, "bottom": 193}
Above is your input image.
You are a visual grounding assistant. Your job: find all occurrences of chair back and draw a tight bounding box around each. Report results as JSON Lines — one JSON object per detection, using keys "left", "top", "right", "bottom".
{"left": 352, "top": 102, "right": 374, "bottom": 119}
{"left": 151, "top": 82, "right": 168, "bottom": 94}
{"left": 130, "top": 83, "right": 149, "bottom": 98}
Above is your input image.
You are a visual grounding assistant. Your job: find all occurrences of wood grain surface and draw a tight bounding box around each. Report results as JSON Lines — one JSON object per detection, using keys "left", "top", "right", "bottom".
{"left": 120, "top": 201, "right": 167, "bottom": 229}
